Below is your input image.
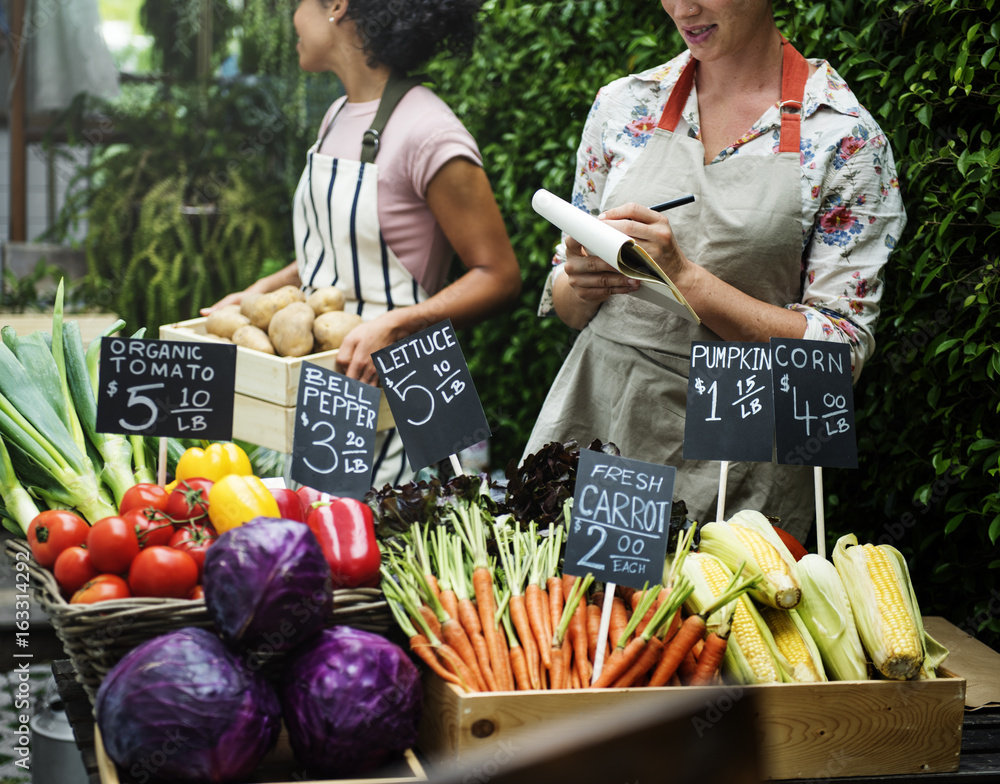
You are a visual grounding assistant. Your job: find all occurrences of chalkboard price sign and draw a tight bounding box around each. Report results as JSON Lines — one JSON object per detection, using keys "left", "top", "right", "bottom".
{"left": 96, "top": 337, "right": 237, "bottom": 440}
{"left": 683, "top": 341, "right": 774, "bottom": 462}
{"left": 770, "top": 338, "right": 857, "bottom": 469}
{"left": 564, "top": 449, "right": 675, "bottom": 590}
{"left": 373, "top": 319, "right": 490, "bottom": 473}
{"left": 289, "top": 362, "right": 381, "bottom": 499}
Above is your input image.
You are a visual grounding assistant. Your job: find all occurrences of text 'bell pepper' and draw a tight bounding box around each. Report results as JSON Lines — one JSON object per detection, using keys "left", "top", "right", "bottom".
{"left": 305, "top": 497, "right": 381, "bottom": 589}
{"left": 175, "top": 442, "right": 252, "bottom": 483}
{"left": 208, "top": 474, "right": 281, "bottom": 534}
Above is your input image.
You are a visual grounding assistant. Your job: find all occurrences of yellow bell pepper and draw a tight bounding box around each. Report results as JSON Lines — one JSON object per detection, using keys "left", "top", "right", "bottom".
{"left": 208, "top": 474, "right": 281, "bottom": 534}
{"left": 176, "top": 442, "right": 252, "bottom": 483}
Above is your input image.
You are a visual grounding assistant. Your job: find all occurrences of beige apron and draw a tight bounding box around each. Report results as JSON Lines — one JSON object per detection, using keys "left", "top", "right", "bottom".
{"left": 526, "top": 43, "right": 815, "bottom": 540}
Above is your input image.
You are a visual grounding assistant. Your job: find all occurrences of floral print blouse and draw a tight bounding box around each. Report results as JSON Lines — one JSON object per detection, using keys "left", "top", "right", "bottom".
{"left": 539, "top": 50, "right": 907, "bottom": 380}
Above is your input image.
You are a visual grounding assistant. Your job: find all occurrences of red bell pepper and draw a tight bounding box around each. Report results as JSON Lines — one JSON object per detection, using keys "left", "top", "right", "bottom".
{"left": 271, "top": 487, "right": 307, "bottom": 523}
{"left": 305, "top": 497, "right": 381, "bottom": 589}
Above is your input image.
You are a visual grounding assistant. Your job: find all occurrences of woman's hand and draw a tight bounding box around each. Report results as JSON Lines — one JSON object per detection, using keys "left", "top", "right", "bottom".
{"left": 562, "top": 236, "right": 640, "bottom": 303}
{"left": 334, "top": 311, "right": 406, "bottom": 387}
{"left": 597, "top": 202, "right": 696, "bottom": 289}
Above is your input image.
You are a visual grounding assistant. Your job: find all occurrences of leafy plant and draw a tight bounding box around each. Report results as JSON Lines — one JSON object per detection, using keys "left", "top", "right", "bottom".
{"left": 1, "top": 259, "right": 63, "bottom": 312}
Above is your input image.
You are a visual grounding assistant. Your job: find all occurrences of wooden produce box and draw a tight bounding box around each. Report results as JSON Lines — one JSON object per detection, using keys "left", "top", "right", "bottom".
{"left": 418, "top": 665, "right": 966, "bottom": 780}
{"left": 95, "top": 725, "right": 426, "bottom": 784}
{"left": 160, "top": 317, "right": 394, "bottom": 452}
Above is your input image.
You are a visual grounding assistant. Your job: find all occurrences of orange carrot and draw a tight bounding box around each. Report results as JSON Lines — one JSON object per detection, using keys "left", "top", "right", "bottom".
{"left": 525, "top": 583, "right": 551, "bottom": 671}
{"left": 592, "top": 636, "right": 648, "bottom": 688}
{"left": 440, "top": 617, "right": 488, "bottom": 692}
{"left": 549, "top": 638, "right": 567, "bottom": 690}
{"left": 439, "top": 588, "right": 460, "bottom": 624}
{"left": 457, "top": 596, "right": 498, "bottom": 692}
{"left": 689, "top": 631, "right": 728, "bottom": 686}
{"left": 408, "top": 634, "right": 463, "bottom": 688}
{"left": 564, "top": 576, "right": 592, "bottom": 686}
{"left": 474, "top": 567, "right": 512, "bottom": 691}
{"left": 677, "top": 646, "right": 700, "bottom": 685}
{"left": 424, "top": 572, "right": 441, "bottom": 601}
{"left": 418, "top": 604, "right": 442, "bottom": 642}
{"left": 648, "top": 613, "right": 706, "bottom": 687}
{"left": 586, "top": 599, "right": 603, "bottom": 663}
{"left": 509, "top": 594, "right": 542, "bottom": 690}
{"left": 540, "top": 586, "right": 553, "bottom": 653}
{"left": 509, "top": 642, "right": 532, "bottom": 690}
{"left": 570, "top": 666, "right": 581, "bottom": 690}
{"left": 609, "top": 594, "right": 630, "bottom": 650}
{"left": 547, "top": 575, "right": 564, "bottom": 642}
{"left": 437, "top": 643, "right": 482, "bottom": 693}
{"left": 612, "top": 635, "right": 665, "bottom": 688}
{"left": 549, "top": 572, "right": 594, "bottom": 690}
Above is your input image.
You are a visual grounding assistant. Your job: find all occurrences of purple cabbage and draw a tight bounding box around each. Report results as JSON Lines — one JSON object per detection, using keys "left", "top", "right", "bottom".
{"left": 95, "top": 627, "right": 281, "bottom": 783}
{"left": 278, "top": 626, "right": 422, "bottom": 777}
{"left": 202, "top": 517, "right": 333, "bottom": 654}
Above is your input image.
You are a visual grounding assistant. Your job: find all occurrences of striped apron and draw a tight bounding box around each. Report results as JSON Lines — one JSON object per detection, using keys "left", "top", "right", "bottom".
{"left": 292, "top": 100, "right": 430, "bottom": 489}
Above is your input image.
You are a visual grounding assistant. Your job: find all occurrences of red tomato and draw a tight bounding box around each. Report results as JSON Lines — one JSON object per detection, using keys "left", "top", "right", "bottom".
{"left": 118, "top": 483, "right": 170, "bottom": 516}
{"left": 271, "top": 487, "right": 306, "bottom": 522}
{"left": 188, "top": 584, "right": 205, "bottom": 601}
{"left": 123, "top": 508, "right": 175, "bottom": 549}
{"left": 168, "top": 523, "right": 217, "bottom": 579}
{"left": 128, "top": 546, "right": 199, "bottom": 598}
{"left": 87, "top": 516, "right": 141, "bottom": 574}
{"left": 53, "top": 546, "right": 99, "bottom": 594}
{"left": 27, "top": 510, "right": 90, "bottom": 568}
{"left": 71, "top": 574, "right": 131, "bottom": 604}
{"left": 774, "top": 525, "right": 809, "bottom": 562}
{"left": 164, "top": 478, "right": 214, "bottom": 523}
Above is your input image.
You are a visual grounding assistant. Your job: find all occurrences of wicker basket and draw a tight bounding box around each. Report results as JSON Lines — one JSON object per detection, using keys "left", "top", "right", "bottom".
{"left": 4, "top": 538, "right": 391, "bottom": 705}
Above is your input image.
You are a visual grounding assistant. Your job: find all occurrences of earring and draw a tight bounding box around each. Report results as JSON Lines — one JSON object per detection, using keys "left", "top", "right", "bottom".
{"left": 329, "top": 16, "right": 335, "bottom": 21}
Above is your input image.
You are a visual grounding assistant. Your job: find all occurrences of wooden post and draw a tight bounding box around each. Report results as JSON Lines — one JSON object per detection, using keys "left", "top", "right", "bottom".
{"left": 9, "top": 0, "right": 27, "bottom": 241}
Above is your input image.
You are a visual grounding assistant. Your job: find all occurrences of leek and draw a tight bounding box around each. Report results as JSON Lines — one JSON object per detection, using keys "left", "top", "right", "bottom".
{"left": 0, "top": 431, "right": 40, "bottom": 534}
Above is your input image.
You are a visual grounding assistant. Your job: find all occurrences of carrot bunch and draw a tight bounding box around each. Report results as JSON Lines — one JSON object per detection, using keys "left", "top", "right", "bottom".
{"left": 380, "top": 504, "right": 755, "bottom": 692}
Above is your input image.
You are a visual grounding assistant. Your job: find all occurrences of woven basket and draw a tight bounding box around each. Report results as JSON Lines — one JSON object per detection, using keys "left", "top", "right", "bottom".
{"left": 4, "top": 538, "right": 391, "bottom": 705}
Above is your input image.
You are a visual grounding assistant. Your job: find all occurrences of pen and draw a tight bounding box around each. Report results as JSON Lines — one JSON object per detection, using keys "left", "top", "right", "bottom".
{"left": 648, "top": 194, "right": 695, "bottom": 212}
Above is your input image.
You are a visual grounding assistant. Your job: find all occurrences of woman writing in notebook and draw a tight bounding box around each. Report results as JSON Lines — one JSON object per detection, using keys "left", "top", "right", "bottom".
{"left": 524, "top": 0, "right": 905, "bottom": 541}
{"left": 206, "top": 0, "right": 521, "bottom": 487}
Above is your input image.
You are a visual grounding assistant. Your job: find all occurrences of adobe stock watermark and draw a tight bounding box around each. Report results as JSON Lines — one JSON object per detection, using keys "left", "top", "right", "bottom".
{"left": 955, "top": 588, "right": 1000, "bottom": 639}
{"left": 690, "top": 683, "right": 746, "bottom": 738}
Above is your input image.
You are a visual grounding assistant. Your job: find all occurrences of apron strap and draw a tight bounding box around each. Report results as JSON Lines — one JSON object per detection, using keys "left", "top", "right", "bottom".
{"left": 655, "top": 40, "right": 811, "bottom": 154}
{"left": 360, "top": 71, "right": 427, "bottom": 164}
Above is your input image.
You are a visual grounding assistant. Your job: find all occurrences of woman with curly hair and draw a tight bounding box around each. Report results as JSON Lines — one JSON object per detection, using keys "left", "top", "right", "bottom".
{"left": 207, "top": 0, "right": 521, "bottom": 488}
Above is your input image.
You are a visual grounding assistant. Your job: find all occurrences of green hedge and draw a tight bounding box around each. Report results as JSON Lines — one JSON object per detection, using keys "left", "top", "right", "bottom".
{"left": 429, "top": 0, "right": 1000, "bottom": 650}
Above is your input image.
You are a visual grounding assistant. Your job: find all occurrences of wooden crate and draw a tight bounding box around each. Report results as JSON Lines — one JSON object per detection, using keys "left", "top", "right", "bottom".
{"left": 95, "top": 725, "right": 426, "bottom": 784}
{"left": 418, "top": 666, "right": 966, "bottom": 780}
{"left": 160, "top": 317, "right": 394, "bottom": 452}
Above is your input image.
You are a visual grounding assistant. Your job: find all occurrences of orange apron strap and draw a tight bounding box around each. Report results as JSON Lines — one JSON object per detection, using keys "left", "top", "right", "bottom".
{"left": 656, "top": 41, "right": 810, "bottom": 152}
{"left": 656, "top": 56, "right": 696, "bottom": 132}
{"left": 777, "top": 38, "right": 810, "bottom": 154}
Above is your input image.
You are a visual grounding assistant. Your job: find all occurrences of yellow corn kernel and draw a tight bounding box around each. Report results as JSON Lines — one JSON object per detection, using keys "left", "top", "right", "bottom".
{"left": 759, "top": 607, "right": 824, "bottom": 683}
{"left": 699, "top": 555, "right": 780, "bottom": 684}
{"left": 862, "top": 544, "right": 922, "bottom": 679}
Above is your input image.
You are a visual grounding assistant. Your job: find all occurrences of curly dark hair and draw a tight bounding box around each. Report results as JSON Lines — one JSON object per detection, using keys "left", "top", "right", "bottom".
{"left": 339, "top": 0, "right": 484, "bottom": 72}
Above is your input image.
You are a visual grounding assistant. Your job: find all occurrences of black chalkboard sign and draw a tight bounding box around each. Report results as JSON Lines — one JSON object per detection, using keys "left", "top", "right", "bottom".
{"left": 770, "top": 338, "right": 857, "bottom": 468}
{"left": 289, "top": 362, "right": 381, "bottom": 499}
{"left": 564, "top": 449, "right": 675, "bottom": 590}
{"left": 683, "top": 341, "right": 774, "bottom": 462}
{"left": 373, "top": 319, "right": 491, "bottom": 473}
{"left": 96, "top": 337, "right": 236, "bottom": 440}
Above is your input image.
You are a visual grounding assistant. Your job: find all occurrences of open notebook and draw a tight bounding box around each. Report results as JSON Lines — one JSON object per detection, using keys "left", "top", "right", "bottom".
{"left": 532, "top": 189, "right": 700, "bottom": 324}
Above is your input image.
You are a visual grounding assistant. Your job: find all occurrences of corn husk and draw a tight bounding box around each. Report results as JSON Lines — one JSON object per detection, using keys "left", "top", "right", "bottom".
{"left": 795, "top": 554, "right": 869, "bottom": 681}
{"left": 698, "top": 510, "right": 802, "bottom": 609}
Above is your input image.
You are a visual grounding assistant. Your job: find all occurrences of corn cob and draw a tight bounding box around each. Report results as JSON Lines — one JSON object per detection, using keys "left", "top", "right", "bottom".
{"left": 681, "top": 552, "right": 786, "bottom": 684}
{"left": 698, "top": 510, "right": 802, "bottom": 609}
{"left": 758, "top": 606, "right": 827, "bottom": 683}
{"left": 832, "top": 534, "right": 925, "bottom": 680}
{"left": 796, "top": 553, "right": 869, "bottom": 681}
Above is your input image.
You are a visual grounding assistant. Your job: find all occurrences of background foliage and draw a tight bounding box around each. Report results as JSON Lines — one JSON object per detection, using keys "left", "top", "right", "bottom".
{"left": 426, "top": 0, "right": 1000, "bottom": 649}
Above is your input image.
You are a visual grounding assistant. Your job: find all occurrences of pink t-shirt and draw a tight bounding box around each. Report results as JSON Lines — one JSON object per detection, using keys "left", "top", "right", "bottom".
{"left": 316, "top": 86, "right": 482, "bottom": 296}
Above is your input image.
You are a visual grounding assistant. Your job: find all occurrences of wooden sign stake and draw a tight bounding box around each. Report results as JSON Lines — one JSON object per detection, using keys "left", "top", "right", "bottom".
{"left": 591, "top": 583, "right": 616, "bottom": 683}
{"left": 814, "top": 466, "right": 826, "bottom": 559}
{"left": 715, "top": 459, "right": 729, "bottom": 522}
{"left": 157, "top": 436, "right": 168, "bottom": 487}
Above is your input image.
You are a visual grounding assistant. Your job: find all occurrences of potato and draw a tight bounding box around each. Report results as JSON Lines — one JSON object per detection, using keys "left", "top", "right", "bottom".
{"left": 241, "top": 292, "right": 281, "bottom": 331}
{"left": 313, "top": 310, "right": 363, "bottom": 352}
{"left": 205, "top": 304, "right": 250, "bottom": 339}
{"left": 268, "top": 302, "right": 316, "bottom": 357}
{"left": 306, "top": 285, "right": 346, "bottom": 316}
{"left": 231, "top": 324, "right": 275, "bottom": 354}
{"left": 269, "top": 285, "right": 306, "bottom": 311}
